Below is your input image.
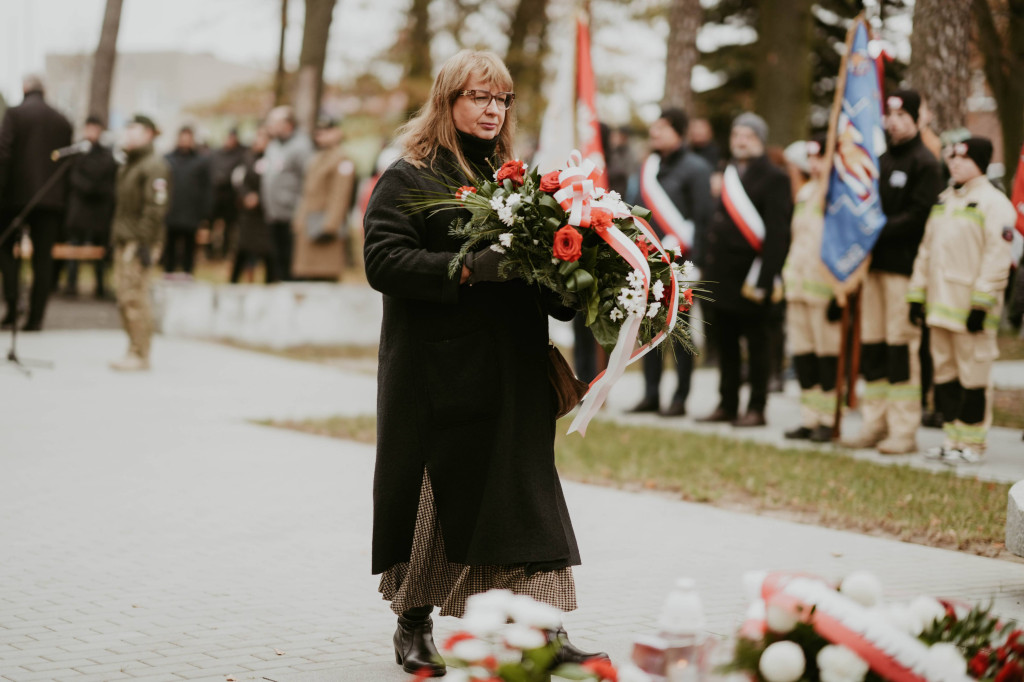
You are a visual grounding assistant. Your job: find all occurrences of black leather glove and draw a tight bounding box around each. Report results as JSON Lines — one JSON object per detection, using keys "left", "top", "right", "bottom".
{"left": 826, "top": 298, "right": 843, "bottom": 323}
{"left": 908, "top": 301, "right": 925, "bottom": 327}
{"left": 464, "top": 247, "right": 513, "bottom": 285}
{"left": 966, "top": 308, "right": 986, "bottom": 333}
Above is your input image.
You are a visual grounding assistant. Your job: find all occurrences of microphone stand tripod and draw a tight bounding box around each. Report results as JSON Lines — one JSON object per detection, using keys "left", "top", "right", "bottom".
{"left": 1, "top": 155, "right": 75, "bottom": 376}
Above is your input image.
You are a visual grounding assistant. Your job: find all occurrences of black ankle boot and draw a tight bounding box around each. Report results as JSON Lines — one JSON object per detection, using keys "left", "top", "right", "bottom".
{"left": 394, "top": 610, "right": 446, "bottom": 677}
{"left": 547, "top": 627, "right": 609, "bottom": 668}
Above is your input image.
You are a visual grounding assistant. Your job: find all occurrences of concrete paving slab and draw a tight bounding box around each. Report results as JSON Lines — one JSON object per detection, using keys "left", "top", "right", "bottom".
{"left": 1, "top": 330, "right": 1023, "bottom": 682}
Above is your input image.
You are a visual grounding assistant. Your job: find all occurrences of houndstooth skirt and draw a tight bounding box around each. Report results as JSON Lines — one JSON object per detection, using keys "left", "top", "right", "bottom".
{"left": 378, "top": 468, "right": 577, "bottom": 618}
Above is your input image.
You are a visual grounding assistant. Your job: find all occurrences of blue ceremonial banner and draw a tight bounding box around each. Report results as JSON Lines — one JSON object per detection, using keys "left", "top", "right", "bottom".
{"left": 822, "top": 21, "right": 887, "bottom": 284}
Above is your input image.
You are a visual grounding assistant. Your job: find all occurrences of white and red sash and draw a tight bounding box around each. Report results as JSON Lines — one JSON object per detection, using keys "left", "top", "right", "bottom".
{"left": 722, "top": 164, "right": 774, "bottom": 301}
{"left": 640, "top": 153, "right": 694, "bottom": 253}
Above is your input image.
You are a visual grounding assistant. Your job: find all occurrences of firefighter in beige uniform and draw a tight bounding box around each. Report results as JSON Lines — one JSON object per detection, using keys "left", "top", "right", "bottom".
{"left": 782, "top": 138, "right": 842, "bottom": 443}
{"left": 110, "top": 115, "right": 170, "bottom": 371}
{"left": 907, "top": 137, "right": 1016, "bottom": 463}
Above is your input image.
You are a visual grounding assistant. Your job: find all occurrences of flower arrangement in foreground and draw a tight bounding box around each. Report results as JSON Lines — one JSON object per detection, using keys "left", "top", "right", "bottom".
{"left": 428, "top": 589, "right": 627, "bottom": 682}
{"left": 410, "top": 150, "right": 705, "bottom": 434}
{"left": 724, "top": 570, "right": 1023, "bottom": 682}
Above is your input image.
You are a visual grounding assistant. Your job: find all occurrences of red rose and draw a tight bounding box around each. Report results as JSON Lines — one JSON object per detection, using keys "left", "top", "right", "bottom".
{"left": 496, "top": 159, "right": 526, "bottom": 186}
{"left": 635, "top": 236, "right": 651, "bottom": 257}
{"left": 996, "top": 660, "right": 1024, "bottom": 682}
{"left": 971, "top": 651, "right": 993, "bottom": 677}
{"left": 442, "top": 631, "right": 475, "bottom": 651}
{"left": 455, "top": 185, "right": 477, "bottom": 201}
{"left": 589, "top": 208, "right": 614, "bottom": 234}
{"left": 582, "top": 658, "right": 618, "bottom": 681}
{"left": 540, "top": 171, "right": 561, "bottom": 193}
{"left": 679, "top": 288, "right": 694, "bottom": 312}
{"left": 553, "top": 225, "right": 583, "bottom": 262}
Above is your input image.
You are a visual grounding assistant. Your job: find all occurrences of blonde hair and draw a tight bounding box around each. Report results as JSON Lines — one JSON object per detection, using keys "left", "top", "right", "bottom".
{"left": 397, "top": 50, "right": 516, "bottom": 179}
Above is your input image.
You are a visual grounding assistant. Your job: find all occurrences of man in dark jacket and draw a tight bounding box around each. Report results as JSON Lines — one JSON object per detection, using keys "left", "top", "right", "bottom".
{"left": 700, "top": 112, "right": 793, "bottom": 427}
{"left": 63, "top": 115, "right": 117, "bottom": 298}
{"left": 162, "top": 126, "right": 211, "bottom": 275}
{"left": 841, "top": 89, "right": 944, "bottom": 454}
{"left": 627, "top": 108, "right": 713, "bottom": 416}
{"left": 208, "top": 128, "right": 247, "bottom": 259}
{"left": 0, "top": 74, "right": 73, "bottom": 330}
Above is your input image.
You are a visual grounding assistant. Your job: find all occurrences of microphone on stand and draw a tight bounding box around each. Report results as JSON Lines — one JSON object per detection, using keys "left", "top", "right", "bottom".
{"left": 51, "top": 140, "right": 92, "bottom": 162}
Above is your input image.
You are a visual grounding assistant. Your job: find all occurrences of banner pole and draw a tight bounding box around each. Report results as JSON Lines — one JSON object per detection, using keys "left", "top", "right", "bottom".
{"left": 833, "top": 293, "right": 850, "bottom": 440}
{"left": 848, "top": 287, "right": 862, "bottom": 409}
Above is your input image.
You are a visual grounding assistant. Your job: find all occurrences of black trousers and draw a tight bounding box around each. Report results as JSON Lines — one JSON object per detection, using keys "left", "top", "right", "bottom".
{"left": 271, "top": 220, "right": 293, "bottom": 282}
{"left": 714, "top": 305, "right": 770, "bottom": 415}
{"left": 642, "top": 340, "right": 694, "bottom": 404}
{"left": 571, "top": 312, "right": 598, "bottom": 384}
{"left": 0, "top": 208, "right": 61, "bottom": 326}
{"left": 163, "top": 228, "right": 197, "bottom": 274}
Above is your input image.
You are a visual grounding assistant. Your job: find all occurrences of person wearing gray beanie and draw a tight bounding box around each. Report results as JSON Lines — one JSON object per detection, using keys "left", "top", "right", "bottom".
{"left": 732, "top": 112, "right": 768, "bottom": 146}
{"left": 699, "top": 110, "right": 793, "bottom": 428}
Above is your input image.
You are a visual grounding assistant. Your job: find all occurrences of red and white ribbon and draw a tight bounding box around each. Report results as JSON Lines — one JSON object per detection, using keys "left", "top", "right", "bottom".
{"left": 557, "top": 151, "right": 683, "bottom": 436}
{"left": 640, "top": 153, "right": 695, "bottom": 253}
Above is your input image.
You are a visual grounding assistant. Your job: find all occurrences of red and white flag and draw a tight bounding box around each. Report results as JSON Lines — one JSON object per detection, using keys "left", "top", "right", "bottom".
{"left": 535, "top": 13, "right": 606, "bottom": 187}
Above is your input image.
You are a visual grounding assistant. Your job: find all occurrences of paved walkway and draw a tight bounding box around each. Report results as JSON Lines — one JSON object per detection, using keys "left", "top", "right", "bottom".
{"left": 2, "top": 331, "right": 1024, "bottom": 682}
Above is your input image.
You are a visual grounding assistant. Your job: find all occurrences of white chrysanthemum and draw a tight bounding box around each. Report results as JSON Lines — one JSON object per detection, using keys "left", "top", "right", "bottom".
{"left": 626, "top": 269, "right": 644, "bottom": 290}
{"left": 451, "top": 637, "right": 491, "bottom": 662}
{"left": 490, "top": 244, "right": 506, "bottom": 254}
{"left": 460, "top": 608, "right": 507, "bottom": 638}
{"left": 497, "top": 206, "right": 515, "bottom": 226}
{"left": 507, "top": 594, "right": 562, "bottom": 629}
{"left": 817, "top": 644, "right": 869, "bottom": 682}
{"left": 606, "top": 190, "right": 621, "bottom": 203}
{"left": 840, "top": 571, "right": 883, "bottom": 608}
{"left": 617, "top": 288, "right": 645, "bottom": 316}
{"left": 679, "top": 260, "right": 696, "bottom": 282}
{"left": 765, "top": 604, "right": 799, "bottom": 634}
{"left": 759, "top": 641, "right": 805, "bottom": 682}
{"left": 503, "top": 623, "right": 547, "bottom": 650}
{"left": 908, "top": 596, "right": 946, "bottom": 633}
{"left": 924, "top": 643, "right": 967, "bottom": 678}
{"left": 446, "top": 669, "right": 471, "bottom": 682}
{"left": 489, "top": 195, "right": 504, "bottom": 211}
{"left": 505, "top": 193, "right": 521, "bottom": 208}
{"left": 652, "top": 280, "right": 665, "bottom": 302}
{"left": 884, "top": 603, "right": 923, "bottom": 636}
{"left": 647, "top": 301, "right": 661, "bottom": 318}
{"left": 609, "top": 307, "right": 624, "bottom": 322}
{"left": 499, "top": 233, "right": 513, "bottom": 248}
{"left": 465, "top": 589, "right": 514, "bottom": 620}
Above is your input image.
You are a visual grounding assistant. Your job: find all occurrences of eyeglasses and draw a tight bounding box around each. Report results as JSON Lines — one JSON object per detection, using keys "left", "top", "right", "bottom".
{"left": 458, "top": 90, "right": 515, "bottom": 110}
{"left": 943, "top": 142, "right": 968, "bottom": 159}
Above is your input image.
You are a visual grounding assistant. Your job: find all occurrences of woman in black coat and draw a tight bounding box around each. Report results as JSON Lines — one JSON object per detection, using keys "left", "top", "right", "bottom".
{"left": 363, "top": 50, "right": 604, "bottom": 677}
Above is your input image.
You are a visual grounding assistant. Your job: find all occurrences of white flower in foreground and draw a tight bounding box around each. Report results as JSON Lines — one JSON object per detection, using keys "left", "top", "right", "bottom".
{"left": 652, "top": 280, "right": 665, "bottom": 302}
{"left": 909, "top": 596, "right": 946, "bottom": 633}
{"left": 606, "top": 190, "right": 621, "bottom": 203}
{"left": 626, "top": 269, "right": 645, "bottom": 290}
{"left": 498, "top": 233, "right": 513, "bottom": 248}
{"left": 446, "top": 669, "right": 471, "bottom": 682}
{"left": 460, "top": 608, "right": 507, "bottom": 638}
{"left": 506, "top": 594, "right": 562, "bottom": 630}
{"left": 490, "top": 244, "right": 506, "bottom": 254}
{"left": 765, "top": 603, "right": 799, "bottom": 634}
{"left": 646, "top": 301, "right": 661, "bottom": 318}
{"left": 759, "top": 641, "right": 806, "bottom": 682}
{"left": 465, "top": 589, "right": 514, "bottom": 620}
{"left": 489, "top": 195, "right": 505, "bottom": 211}
{"left": 884, "top": 603, "right": 923, "bottom": 636}
{"left": 497, "top": 206, "right": 515, "bottom": 226}
{"left": 924, "top": 643, "right": 967, "bottom": 679}
{"left": 609, "top": 307, "right": 624, "bottom": 322}
{"left": 505, "top": 193, "right": 522, "bottom": 208}
{"left": 840, "top": 571, "right": 883, "bottom": 608}
{"left": 503, "top": 623, "right": 547, "bottom": 650}
{"left": 451, "top": 637, "right": 491, "bottom": 662}
{"left": 817, "top": 644, "right": 869, "bottom": 682}
{"left": 679, "top": 260, "right": 696, "bottom": 282}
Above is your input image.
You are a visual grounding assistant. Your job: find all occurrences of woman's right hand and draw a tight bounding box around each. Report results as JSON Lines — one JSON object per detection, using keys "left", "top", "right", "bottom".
{"left": 460, "top": 264, "right": 472, "bottom": 284}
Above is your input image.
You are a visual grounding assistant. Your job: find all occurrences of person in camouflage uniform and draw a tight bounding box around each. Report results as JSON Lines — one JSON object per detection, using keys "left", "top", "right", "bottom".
{"left": 110, "top": 115, "right": 170, "bottom": 371}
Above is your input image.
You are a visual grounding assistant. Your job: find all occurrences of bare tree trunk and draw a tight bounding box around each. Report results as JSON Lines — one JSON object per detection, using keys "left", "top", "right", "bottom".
{"left": 753, "top": 0, "right": 814, "bottom": 145}
{"left": 401, "top": 0, "right": 433, "bottom": 115}
{"left": 908, "top": 0, "right": 971, "bottom": 132}
{"left": 294, "top": 0, "right": 337, "bottom": 134}
{"left": 973, "top": 0, "right": 1024, "bottom": 188}
{"left": 274, "top": 0, "right": 289, "bottom": 106}
{"left": 505, "top": 0, "right": 549, "bottom": 133}
{"left": 87, "top": 0, "right": 123, "bottom": 125}
{"left": 662, "top": 0, "right": 702, "bottom": 111}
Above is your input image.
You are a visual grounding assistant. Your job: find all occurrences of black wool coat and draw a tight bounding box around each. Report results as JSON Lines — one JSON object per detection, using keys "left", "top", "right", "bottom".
{"left": 363, "top": 146, "right": 581, "bottom": 576}
{"left": 164, "top": 148, "right": 212, "bottom": 231}
{"left": 0, "top": 91, "right": 73, "bottom": 213}
{"left": 703, "top": 154, "right": 793, "bottom": 313}
{"left": 65, "top": 144, "right": 117, "bottom": 241}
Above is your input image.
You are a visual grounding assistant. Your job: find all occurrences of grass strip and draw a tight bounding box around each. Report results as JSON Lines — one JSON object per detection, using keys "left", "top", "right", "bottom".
{"left": 265, "top": 415, "right": 1011, "bottom": 557}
